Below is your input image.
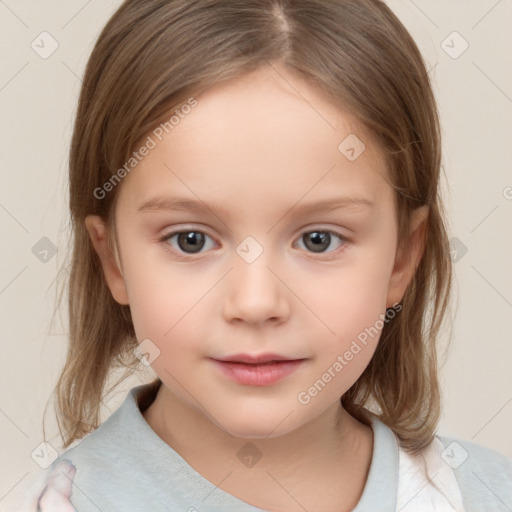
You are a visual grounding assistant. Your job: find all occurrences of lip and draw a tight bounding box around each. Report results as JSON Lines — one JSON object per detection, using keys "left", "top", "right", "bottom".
{"left": 215, "top": 353, "right": 298, "bottom": 364}
{"left": 210, "top": 353, "right": 306, "bottom": 386}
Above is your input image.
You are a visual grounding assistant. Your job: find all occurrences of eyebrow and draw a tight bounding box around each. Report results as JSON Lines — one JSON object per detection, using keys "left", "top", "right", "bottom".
{"left": 138, "top": 195, "right": 375, "bottom": 218}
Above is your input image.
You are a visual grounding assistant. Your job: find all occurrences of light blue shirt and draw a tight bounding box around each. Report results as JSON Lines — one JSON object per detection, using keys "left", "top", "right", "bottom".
{"left": 44, "top": 383, "right": 512, "bottom": 511}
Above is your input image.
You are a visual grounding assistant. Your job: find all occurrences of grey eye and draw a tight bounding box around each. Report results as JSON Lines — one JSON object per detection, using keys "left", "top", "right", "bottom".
{"left": 298, "top": 231, "right": 344, "bottom": 253}
{"left": 165, "top": 231, "right": 215, "bottom": 254}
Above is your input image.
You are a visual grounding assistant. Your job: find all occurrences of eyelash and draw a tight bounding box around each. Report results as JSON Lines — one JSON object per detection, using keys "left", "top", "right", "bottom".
{"left": 159, "top": 227, "right": 348, "bottom": 259}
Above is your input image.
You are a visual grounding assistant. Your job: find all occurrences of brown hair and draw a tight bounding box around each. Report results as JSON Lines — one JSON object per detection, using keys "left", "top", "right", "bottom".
{"left": 50, "top": 0, "right": 452, "bottom": 454}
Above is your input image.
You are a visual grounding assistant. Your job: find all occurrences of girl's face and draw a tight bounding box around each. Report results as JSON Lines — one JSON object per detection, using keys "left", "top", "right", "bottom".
{"left": 87, "top": 64, "right": 426, "bottom": 438}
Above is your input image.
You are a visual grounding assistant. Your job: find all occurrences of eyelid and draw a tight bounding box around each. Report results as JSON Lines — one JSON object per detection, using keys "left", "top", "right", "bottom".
{"left": 297, "top": 224, "right": 350, "bottom": 239}
{"left": 159, "top": 223, "right": 350, "bottom": 240}
{"left": 159, "top": 223, "right": 218, "bottom": 240}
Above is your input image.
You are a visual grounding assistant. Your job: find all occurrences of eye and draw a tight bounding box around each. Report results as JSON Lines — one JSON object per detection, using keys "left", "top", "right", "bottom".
{"left": 162, "top": 230, "right": 216, "bottom": 254}
{"left": 160, "top": 228, "right": 346, "bottom": 257}
{"left": 295, "top": 230, "right": 346, "bottom": 254}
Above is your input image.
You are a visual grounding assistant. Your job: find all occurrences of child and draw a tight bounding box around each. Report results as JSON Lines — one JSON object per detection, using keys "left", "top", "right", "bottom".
{"left": 20, "top": 0, "right": 512, "bottom": 511}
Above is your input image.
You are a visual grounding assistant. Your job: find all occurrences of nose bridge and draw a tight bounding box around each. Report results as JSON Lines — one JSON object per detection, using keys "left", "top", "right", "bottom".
{"left": 222, "top": 235, "right": 289, "bottom": 324}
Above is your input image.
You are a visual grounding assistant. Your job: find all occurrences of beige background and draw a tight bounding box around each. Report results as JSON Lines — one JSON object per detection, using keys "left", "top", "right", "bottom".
{"left": 1, "top": 0, "right": 511, "bottom": 509}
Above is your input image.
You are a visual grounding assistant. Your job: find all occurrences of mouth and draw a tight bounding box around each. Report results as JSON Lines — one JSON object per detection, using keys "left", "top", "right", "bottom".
{"left": 210, "top": 353, "right": 307, "bottom": 386}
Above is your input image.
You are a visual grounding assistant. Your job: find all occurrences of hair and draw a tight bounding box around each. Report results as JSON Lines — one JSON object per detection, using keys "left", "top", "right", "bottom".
{"left": 49, "top": 0, "right": 452, "bottom": 454}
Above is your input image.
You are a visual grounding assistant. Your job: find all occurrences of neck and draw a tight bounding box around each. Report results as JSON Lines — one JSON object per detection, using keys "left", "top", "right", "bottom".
{"left": 142, "top": 384, "right": 373, "bottom": 512}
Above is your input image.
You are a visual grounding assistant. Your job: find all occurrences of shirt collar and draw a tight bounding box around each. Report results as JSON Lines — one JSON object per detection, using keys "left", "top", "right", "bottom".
{"left": 121, "top": 382, "right": 399, "bottom": 511}
{"left": 352, "top": 411, "right": 399, "bottom": 511}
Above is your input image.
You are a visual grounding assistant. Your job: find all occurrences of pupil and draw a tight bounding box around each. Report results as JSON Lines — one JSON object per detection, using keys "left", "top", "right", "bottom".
{"left": 178, "top": 232, "right": 204, "bottom": 253}
{"left": 305, "top": 231, "right": 330, "bottom": 252}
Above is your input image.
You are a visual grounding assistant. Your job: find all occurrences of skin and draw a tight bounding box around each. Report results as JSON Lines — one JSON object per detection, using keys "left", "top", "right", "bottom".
{"left": 82, "top": 63, "right": 427, "bottom": 512}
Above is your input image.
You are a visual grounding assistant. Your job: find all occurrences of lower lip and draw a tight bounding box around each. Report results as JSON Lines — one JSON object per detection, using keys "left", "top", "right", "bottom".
{"left": 211, "top": 359, "right": 305, "bottom": 386}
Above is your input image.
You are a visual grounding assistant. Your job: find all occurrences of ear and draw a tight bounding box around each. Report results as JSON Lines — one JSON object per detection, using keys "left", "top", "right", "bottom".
{"left": 386, "top": 205, "right": 428, "bottom": 307}
{"left": 85, "top": 215, "right": 129, "bottom": 305}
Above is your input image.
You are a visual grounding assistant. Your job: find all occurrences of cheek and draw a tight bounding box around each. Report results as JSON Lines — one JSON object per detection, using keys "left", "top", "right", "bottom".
{"left": 290, "top": 248, "right": 395, "bottom": 393}
{"left": 297, "top": 255, "right": 393, "bottom": 335}
{"left": 125, "top": 264, "right": 210, "bottom": 379}
{"left": 120, "top": 246, "right": 210, "bottom": 344}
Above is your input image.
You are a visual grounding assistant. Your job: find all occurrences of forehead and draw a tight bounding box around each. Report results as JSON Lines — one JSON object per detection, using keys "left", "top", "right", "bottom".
{"left": 119, "top": 64, "right": 393, "bottom": 216}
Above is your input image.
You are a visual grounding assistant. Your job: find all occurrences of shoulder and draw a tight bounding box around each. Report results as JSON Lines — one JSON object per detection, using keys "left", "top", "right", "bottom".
{"left": 41, "top": 389, "right": 153, "bottom": 510}
{"left": 51, "top": 383, "right": 155, "bottom": 470}
{"left": 56, "top": 401, "right": 124, "bottom": 467}
{"left": 435, "top": 434, "right": 512, "bottom": 511}
{"left": 16, "top": 416, "right": 124, "bottom": 512}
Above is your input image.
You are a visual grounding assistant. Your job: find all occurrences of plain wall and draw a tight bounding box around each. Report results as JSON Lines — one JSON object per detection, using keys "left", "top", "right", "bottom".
{"left": 1, "top": 0, "right": 511, "bottom": 509}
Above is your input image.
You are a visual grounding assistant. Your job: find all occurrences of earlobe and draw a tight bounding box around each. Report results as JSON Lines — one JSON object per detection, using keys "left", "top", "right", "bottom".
{"left": 386, "top": 205, "right": 429, "bottom": 308}
{"left": 84, "top": 215, "right": 129, "bottom": 305}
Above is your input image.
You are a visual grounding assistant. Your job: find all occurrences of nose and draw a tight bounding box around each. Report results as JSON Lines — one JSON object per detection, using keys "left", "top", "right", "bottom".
{"left": 222, "top": 248, "right": 290, "bottom": 326}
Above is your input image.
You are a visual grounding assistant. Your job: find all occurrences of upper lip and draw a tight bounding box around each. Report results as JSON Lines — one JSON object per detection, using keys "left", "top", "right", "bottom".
{"left": 212, "top": 353, "right": 303, "bottom": 364}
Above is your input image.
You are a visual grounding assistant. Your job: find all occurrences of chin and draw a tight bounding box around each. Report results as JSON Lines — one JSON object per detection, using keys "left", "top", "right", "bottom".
{"left": 212, "top": 406, "right": 300, "bottom": 440}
